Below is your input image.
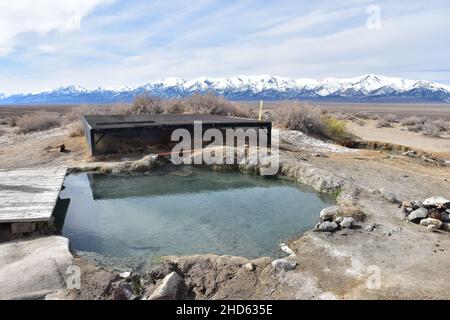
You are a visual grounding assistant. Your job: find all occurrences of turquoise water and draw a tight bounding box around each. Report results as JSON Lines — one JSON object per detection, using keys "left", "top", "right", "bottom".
{"left": 56, "top": 167, "right": 333, "bottom": 262}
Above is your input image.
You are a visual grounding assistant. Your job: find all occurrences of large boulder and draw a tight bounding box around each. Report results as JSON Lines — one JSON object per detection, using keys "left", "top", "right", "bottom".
{"left": 317, "top": 221, "right": 339, "bottom": 232}
{"left": 148, "top": 272, "right": 185, "bottom": 300}
{"left": 272, "top": 258, "right": 297, "bottom": 271}
{"left": 319, "top": 206, "right": 341, "bottom": 222}
{"left": 0, "top": 236, "right": 73, "bottom": 299}
{"left": 339, "top": 217, "right": 355, "bottom": 229}
{"left": 423, "top": 197, "right": 450, "bottom": 209}
{"left": 407, "top": 207, "right": 428, "bottom": 223}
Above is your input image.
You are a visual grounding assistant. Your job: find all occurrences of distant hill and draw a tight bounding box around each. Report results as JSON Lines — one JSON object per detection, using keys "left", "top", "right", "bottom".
{"left": 1, "top": 74, "right": 450, "bottom": 104}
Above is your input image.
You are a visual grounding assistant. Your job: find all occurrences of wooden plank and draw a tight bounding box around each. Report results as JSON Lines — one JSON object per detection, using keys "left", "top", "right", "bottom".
{"left": 0, "top": 167, "right": 67, "bottom": 223}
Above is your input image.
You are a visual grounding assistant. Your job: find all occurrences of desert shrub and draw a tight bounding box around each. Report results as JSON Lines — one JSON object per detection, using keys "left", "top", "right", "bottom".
{"left": 355, "top": 119, "right": 366, "bottom": 126}
{"left": 356, "top": 112, "right": 380, "bottom": 120}
{"left": 187, "top": 93, "right": 234, "bottom": 115}
{"left": 422, "top": 120, "right": 445, "bottom": 137}
{"left": 332, "top": 112, "right": 355, "bottom": 121}
{"left": 376, "top": 119, "right": 392, "bottom": 128}
{"left": 401, "top": 116, "right": 424, "bottom": 126}
{"left": 400, "top": 117, "right": 447, "bottom": 136}
{"left": 429, "top": 119, "right": 448, "bottom": 132}
{"left": 0, "top": 128, "right": 6, "bottom": 136}
{"left": 286, "top": 103, "right": 325, "bottom": 137}
{"left": 68, "top": 121, "right": 84, "bottom": 137}
{"left": 323, "top": 117, "right": 346, "bottom": 138}
{"left": 230, "top": 103, "right": 255, "bottom": 118}
{"left": 166, "top": 99, "right": 188, "bottom": 114}
{"left": 383, "top": 114, "right": 399, "bottom": 123}
{"left": 6, "top": 117, "right": 18, "bottom": 127}
{"left": 128, "top": 94, "right": 164, "bottom": 115}
{"left": 16, "top": 111, "right": 61, "bottom": 133}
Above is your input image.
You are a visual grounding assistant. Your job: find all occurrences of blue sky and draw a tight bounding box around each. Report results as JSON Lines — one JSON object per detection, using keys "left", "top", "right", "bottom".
{"left": 0, "top": 0, "right": 449, "bottom": 94}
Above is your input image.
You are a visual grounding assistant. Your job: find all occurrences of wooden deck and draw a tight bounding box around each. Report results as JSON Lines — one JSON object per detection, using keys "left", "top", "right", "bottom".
{"left": 0, "top": 167, "right": 67, "bottom": 223}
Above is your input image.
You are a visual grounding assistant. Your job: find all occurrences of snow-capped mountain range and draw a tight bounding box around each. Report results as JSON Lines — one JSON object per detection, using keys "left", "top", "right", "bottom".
{"left": 1, "top": 74, "right": 450, "bottom": 104}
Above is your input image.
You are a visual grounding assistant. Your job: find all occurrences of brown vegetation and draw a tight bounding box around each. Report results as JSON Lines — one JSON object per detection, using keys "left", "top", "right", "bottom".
{"left": 16, "top": 111, "right": 61, "bottom": 133}
{"left": 68, "top": 121, "right": 84, "bottom": 137}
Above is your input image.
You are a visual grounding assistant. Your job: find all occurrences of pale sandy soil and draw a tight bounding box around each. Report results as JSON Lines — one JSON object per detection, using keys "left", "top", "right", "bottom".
{"left": 346, "top": 120, "right": 450, "bottom": 155}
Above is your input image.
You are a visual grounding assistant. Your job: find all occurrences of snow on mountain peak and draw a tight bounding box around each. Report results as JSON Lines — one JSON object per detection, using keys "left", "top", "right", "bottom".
{"left": 1, "top": 74, "right": 449, "bottom": 104}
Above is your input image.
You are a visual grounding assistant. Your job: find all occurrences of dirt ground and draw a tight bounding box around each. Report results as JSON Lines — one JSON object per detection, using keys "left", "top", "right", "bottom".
{"left": 0, "top": 106, "right": 450, "bottom": 300}
{"left": 346, "top": 120, "right": 450, "bottom": 155}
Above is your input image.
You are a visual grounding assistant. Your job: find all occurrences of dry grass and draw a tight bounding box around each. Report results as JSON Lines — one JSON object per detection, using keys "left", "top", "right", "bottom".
{"left": 376, "top": 119, "right": 392, "bottom": 128}
{"left": 274, "top": 102, "right": 350, "bottom": 144}
{"left": 68, "top": 121, "right": 84, "bottom": 137}
{"left": 286, "top": 103, "right": 325, "bottom": 136}
{"left": 16, "top": 111, "right": 61, "bottom": 133}
{"left": 400, "top": 116, "right": 424, "bottom": 126}
{"left": 422, "top": 119, "right": 447, "bottom": 137}
{"left": 355, "top": 112, "right": 380, "bottom": 120}
{"left": 129, "top": 94, "right": 164, "bottom": 115}
{"left": 0, "top": 116, "right": 18, "bottom": 127}
{"left": 400, "top": 116, "right": 448, "bottom": 137}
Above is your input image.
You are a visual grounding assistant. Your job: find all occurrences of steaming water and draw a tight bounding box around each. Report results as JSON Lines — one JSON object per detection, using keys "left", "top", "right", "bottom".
{"left": 56, "top": 167, "right": 333, "bottom": 265}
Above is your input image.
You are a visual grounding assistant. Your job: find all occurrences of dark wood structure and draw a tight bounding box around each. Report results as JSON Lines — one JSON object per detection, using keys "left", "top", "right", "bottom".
{"left": 82, "top": 114, "right": 272, "bottom": 155}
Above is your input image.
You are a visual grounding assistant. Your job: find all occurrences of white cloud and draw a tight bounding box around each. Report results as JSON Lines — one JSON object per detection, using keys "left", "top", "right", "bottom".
{"left": 37, "top": 44, "right": 57, "bottom": 53}
{"left": 0, "top": 0, "right": 111, "bottom": 55}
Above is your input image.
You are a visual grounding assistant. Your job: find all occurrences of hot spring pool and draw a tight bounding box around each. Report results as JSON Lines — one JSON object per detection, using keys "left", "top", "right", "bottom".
{"left": 56, "top": 166, "right": 333, "bottom": 264}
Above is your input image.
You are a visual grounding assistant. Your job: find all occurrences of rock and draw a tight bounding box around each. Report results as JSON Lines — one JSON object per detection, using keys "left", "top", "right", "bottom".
{"left": 402, "top": 150, "right": 417, "bottom": 157}
{"left": 319, "top": 206, "right": 341, "bottom": 222}
{"left": 317, "top": 221, "right": 339, "bottom": 232}
{"left": 0, "top": 236, "right": 73, "bottom": 299}
{"left": 441, "top": 222, "right": 450, "bottom": 232}
{"left": 335, "top": 216, "right": 344, "bottom": 224}
{"left": 397, "top": 207, "right": 409, "bottom": 219}
{"left": 411, "top": 200, "right": 423, "bottom": 209}
{"left": 148, "top": 271, "right": 185, "bottom": 300}
{"left": 336, "top": 206, "right": 366, "bottom": 221}
{"left": 243, "top": 263, "right": 254, "bottom": 271}
{"left": 271, "top": 258, "right": 297, "bottom": 271}
{"left": 119, "top": 271, "right": 131, "bottom": 278}
{"left": 112, "top": 284, "right": 136, "bottom": 300}
{"left": 340, "top": 217, "right": 355, "bottom": 229}
{"left": 365, "top": 223, "right": 376, "bottom": 232}
{"left": 427, "top": 225, "right": 438, "bottom": 232}
{"left": 279, "top": 243, "right": 296, "bottom": 256}
{"left": 402, "top": 201, "right": 412, "bottom": 208}
{"left": 443, "top": 211, "right": 450, "bottom": 222}
{"left": 428, "top": 209, "right": 444, "bottom": 221}
{"left": 422, "top": 196, "right": 450, "bottom": 209}
{"left": 379, "top": 189, "right": 401, "bottom": 204}
{"left": 420, "top": 218, "right": 443, "bottom": 229}
{"left": 280, "top": 161, "right": 344, "bottom": 193}
{"left": 407, "top": 207, "right": 428, "bottom": 223}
